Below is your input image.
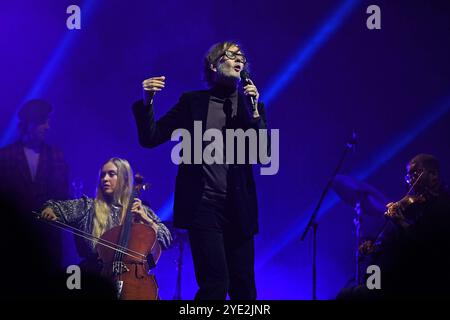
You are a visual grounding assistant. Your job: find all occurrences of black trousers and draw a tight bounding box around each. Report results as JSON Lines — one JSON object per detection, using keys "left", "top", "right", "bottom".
{"left": 188, "top": 191, "right": 256, "bottom": 300}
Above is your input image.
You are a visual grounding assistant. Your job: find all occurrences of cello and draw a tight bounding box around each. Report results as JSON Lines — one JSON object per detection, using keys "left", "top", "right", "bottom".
{"left": 96, "top": 174, "right": 161, "bottom": 300}
{"left": 36, "top": 174, "right": 162, "bottom": 300}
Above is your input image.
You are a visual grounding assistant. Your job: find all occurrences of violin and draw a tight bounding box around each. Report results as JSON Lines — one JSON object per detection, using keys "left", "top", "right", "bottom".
{"left": 359, "top": 172, "right": 427, "bottom": 257}
{"left": 384, "top": 194, "right": 426, "bottom": 222}
{"left": 387, "top": 171, "right": 429, "bottom": 221}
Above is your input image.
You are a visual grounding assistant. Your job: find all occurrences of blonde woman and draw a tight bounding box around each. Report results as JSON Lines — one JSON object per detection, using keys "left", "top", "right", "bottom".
{"left": 41, "top": 157, "right": 172, "bottom": 272}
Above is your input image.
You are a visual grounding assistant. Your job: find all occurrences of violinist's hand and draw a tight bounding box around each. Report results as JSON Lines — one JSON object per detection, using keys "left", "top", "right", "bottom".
{"left": 359, "top": 240, "right": 375, "bottom": 255}
{"left": 384, "top": 202, "right": 410, "bottom": 228}
{"left": 142, "top": 76, "right": 165, "bottom": 106}
{"left": 41, "top": 207, "right": 57, "bottom": 221}
{"left": 384, "top": 202, "right": 404, "bottom": 220}
{"left": 131, "top": 198, "right": 159, "bottom": 233}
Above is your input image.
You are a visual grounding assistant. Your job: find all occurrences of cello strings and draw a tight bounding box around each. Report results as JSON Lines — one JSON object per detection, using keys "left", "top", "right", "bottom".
{"left": 36, "top": 216, "right": 148, "bottom": 260}
{"left": 39, "top": 216, "right": 135, "bottom": 254}
{"left": 43, "top": 219, "right": 145, "bottom": 261}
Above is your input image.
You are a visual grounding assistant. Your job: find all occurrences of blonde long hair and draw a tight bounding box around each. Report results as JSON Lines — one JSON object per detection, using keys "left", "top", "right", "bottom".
{"left": 92, "top": 157, "right": 134, "bottom": 240}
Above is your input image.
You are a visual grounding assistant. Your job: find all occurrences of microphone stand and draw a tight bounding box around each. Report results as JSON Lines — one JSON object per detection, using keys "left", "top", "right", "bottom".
{"left": 300, "top": 134, "right": 355, "bottom": 300}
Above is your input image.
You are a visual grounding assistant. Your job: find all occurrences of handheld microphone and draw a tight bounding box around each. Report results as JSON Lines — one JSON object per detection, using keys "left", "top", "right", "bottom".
{"left": 240, "top": 70, "right": 257, "bottom": 112}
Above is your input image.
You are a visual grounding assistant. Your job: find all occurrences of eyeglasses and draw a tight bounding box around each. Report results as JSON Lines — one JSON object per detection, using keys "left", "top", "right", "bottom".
{"left": 222, "top": 50, "right": 247, "bottom": 64}
{"left": 405, "top": 168, "right": 424, "bottom": 185}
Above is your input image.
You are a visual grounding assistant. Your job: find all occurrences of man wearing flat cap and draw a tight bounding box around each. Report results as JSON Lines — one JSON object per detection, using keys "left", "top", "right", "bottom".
{"left": 0, "top": 99, "right": 69, "bottom": 270}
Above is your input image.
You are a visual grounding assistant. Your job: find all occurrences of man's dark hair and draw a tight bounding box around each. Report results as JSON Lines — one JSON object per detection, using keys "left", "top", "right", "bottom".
{"left": 203, "top": 41, "right": 249, "bottom": 87}
{"left": 410, "top": 153, "right": 440, "bottom": 175}
{"left": 17, "top": 99, "right": 52, "bottom": 134}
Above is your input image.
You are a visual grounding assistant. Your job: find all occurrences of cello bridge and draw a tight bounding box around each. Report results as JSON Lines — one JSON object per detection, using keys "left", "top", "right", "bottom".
{"left": 112, "top": 261, "right": 130, "bottom": 275}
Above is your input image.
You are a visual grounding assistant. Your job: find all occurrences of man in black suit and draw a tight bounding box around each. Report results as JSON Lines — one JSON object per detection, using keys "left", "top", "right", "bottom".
{"left": 132, "top": 41, "right": 268, "bottom": 300}
{"left": 0, "top": 100, "right": 69, "bottom": 213}
{"left": 0, "top": 99, "right": 70, "bottom": 297}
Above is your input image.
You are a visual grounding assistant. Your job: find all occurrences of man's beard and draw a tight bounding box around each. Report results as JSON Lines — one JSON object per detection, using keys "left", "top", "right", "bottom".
{"left": 216, "top": 67, "right": 239, "bottom": 86}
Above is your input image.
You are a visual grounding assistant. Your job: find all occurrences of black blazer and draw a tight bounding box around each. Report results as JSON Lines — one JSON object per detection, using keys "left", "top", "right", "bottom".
{"left": 132, "top": 90, "right": 268, "bottom": 237}
{"left": 0, "top": 141, "right": 69, "bottom": 212}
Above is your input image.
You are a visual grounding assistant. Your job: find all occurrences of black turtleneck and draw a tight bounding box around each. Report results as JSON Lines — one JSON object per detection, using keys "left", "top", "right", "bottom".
{"left": 203, "top": 85, "right": 238, "bottom": 195}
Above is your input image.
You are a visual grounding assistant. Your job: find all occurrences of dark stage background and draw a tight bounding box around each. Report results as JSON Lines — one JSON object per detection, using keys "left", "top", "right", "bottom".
{"left": 1, "top": 0, "right": 449, "bottom": 299}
